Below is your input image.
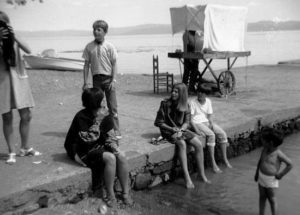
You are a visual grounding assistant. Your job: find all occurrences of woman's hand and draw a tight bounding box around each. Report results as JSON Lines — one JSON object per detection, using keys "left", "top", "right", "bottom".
{"left": 0, "top": 24, "right": 14, "bottom": 40}
{"left": 0, "top": 27, "right": 9, "bottom": 40}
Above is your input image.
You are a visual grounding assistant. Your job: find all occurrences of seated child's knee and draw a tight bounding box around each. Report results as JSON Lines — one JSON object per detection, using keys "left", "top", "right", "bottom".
{"left": 176, "top": 140, "right": 187, "bottom": 149}
{"left": 104, "top": 152, "right": 116, "bottom": 164}
{"left": 207, "top": 142, "right": 216, "bottom": 147}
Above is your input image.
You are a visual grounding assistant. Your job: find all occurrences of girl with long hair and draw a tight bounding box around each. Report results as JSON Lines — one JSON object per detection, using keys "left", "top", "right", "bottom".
{"left": 155, "top": 83, "right": 210, "bottom": 188}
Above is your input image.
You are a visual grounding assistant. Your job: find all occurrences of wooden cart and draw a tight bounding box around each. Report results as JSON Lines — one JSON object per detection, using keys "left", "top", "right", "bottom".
{"left": 168, "top": 51, "right": 251, "bottom": 95}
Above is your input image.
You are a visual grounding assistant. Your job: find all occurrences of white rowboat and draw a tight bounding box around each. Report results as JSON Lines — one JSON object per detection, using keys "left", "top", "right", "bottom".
{"left": 24, "top": 55, "right": 84, "bottom": 71}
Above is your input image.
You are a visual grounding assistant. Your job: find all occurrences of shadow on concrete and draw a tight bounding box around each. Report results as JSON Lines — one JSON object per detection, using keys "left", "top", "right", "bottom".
{"left": 51, "top": 152, "right": 80, "bottom": 167}
{"left": 141, "top": 132, "right": 161, "bottom": 139}
{"left": 0, "top": 153, "right": 7, "bottom": 161}
{"left": 125, "top": 90, "right": 170, "bottom": 98}
{"left": 41, "top": 131, "right": 67, "bottom": 138}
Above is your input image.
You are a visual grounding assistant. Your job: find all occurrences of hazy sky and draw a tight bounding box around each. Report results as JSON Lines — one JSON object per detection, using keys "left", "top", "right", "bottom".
{"left": 1, "top": 0, "right": 300, "bottom": 31}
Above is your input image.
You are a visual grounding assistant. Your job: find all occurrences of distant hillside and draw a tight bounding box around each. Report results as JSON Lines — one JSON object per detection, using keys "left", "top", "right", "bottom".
{"left": 17, "top": 20, "right": 300, "bottom": 37}
{"left": 247, "top": 20, "right": 300, "bottom": 31}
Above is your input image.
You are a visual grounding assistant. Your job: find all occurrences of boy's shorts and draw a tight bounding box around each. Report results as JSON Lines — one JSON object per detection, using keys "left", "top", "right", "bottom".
{"left": 258, "top": 170, "right": 279, "bottom": 188}
{"left": 83, "top": 148, "right": 105, "bottom": 169}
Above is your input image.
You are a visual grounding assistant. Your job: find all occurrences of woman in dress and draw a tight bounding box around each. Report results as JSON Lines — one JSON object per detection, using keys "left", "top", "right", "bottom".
{"left": 0, "top": 11, "right": 39, "bottom": 164}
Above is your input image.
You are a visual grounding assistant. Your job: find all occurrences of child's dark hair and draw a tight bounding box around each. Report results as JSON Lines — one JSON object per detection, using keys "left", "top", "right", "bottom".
{"left": 93, "top": 20, "right": 108, "bottom": 33}
{"left": 261, "top": 126, "right": 284, "bottom": 147}
{"left": 197, "top": 85, "right": 210, "bottom": 95}
{"left": 82, "top": 87, "right": 104, "bottom": 110}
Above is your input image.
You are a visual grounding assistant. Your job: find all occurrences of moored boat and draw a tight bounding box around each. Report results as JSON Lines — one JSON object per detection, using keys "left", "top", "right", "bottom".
{"left": 24, "top": 55, "right": 84, "bottom": 71}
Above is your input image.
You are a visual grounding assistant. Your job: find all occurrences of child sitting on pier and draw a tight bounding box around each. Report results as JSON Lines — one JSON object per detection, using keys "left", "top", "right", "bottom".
{"left": 155, "top": 83, "right": 210, "bottom": 187}
{"left": 64, "top": 87, "right": 132, "bottom": 208}
{"left": 189, "top": 87, "right": 232, "bottom": 173}
{"left": 254, "top": 126, "right": 293, "bottom": 215}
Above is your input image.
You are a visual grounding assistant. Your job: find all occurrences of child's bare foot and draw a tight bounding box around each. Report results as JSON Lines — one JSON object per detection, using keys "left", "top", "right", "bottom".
{"left": 185, "top": 181, "right": 195, "bottom": 189}
{"left": 105, "top": 197, "right": 117, "bottom": 208}
{"left": 197, "top": 175, "right": 211, "bottom": 184}
{"left": 203, "top": 178, "right": 212, "bottom": 184}
{"left": 213, "top": 167, "right": 223, "bottom": 173}
{"left": 225, "top": 162, "right": 233, "bottom": 168}
{"left": 202, "top": 176, "right": 212, "bottom": 184}
{"left": 122, "top": 193, "right": 134, "bottom": 206}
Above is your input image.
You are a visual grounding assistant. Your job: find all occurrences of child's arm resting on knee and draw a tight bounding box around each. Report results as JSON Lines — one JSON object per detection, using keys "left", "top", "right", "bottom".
{"left": 275, "top": 150, "right": 293, "bottom": 180}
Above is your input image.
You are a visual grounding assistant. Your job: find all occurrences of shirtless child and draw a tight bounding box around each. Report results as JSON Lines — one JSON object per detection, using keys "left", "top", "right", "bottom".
{"left": 254, "top": 126, "right": 293, "bottom": 215}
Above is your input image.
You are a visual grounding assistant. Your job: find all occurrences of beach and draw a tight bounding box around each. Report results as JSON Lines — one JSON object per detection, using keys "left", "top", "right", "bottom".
{"left": 1, "top": 62, "right": 300, "bottom": 214}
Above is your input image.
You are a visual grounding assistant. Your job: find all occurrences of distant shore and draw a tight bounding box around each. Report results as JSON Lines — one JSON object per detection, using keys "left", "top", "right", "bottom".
{"left": 17, "top": 20, "right": 300, "bottom": 37}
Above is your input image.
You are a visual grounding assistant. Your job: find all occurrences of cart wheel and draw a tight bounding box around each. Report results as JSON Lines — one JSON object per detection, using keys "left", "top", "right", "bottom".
{"left": 217, "top": 70, "right": 236, "bottom": 95}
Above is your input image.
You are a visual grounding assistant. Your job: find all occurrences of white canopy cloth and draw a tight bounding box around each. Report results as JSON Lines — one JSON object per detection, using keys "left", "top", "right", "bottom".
{"left": 170, "top": 4, "right": 248, "bottom": 52}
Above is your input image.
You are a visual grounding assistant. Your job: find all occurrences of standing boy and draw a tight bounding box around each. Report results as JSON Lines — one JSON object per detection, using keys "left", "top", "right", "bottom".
{"left": 254, "top": 126, "right": 293, "bottom": 215}
{"left": 82, "top": 20, "right": 122, "bottom": 139}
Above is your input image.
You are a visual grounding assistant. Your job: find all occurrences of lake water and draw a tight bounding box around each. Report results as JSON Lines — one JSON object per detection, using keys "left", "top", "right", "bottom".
{"left": 22, "top": 30, "right": 300, "bottom": 75}
{"left": 130, "top": 132, "right": 300, "bottom": 215}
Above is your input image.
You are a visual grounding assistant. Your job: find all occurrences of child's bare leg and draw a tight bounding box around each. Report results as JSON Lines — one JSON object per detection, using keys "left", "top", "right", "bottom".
{"left": 208, "top": 145, "right": 222, "bottom": 173}
{"left": 116, "top": 153, "right": 129, "bottom": 194}
{"left": 116, "top": 152, "right": 133, "bottom": 205}
{"left": 103, "top": 152, "right": 117, "bottom": 201}
{"left": 18, "top": 108, "right": 32, "bottom": 150}
{"left": 189, "top": 137, "right": 211, "bottom": 184}
{"left": 176, "top": 140, "right": 194, "bottom": 188}
{"left": 259, "top": 184, "right": 267, "bottom": 215}
{"left": 220, "top": 142, "right": 232, "bottom": 168}
{"left": 266, "top": 188, "right": 278, "bottom": 215}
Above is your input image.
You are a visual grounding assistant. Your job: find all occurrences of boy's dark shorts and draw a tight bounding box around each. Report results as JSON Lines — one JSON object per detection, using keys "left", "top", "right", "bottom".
{"left": 84, "top": 148, "right": 105, "bottom": 169}
{"left": 83, "top": 148, "right": 106, "bottom": 191}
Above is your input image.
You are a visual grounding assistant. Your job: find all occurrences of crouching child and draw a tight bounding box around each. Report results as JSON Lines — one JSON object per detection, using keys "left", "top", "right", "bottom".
{"left": 64, "top": 87, "right": 133, "bottom": 208}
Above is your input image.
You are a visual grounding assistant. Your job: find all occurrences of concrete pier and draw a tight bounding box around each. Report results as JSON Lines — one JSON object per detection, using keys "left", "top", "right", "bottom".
{"left": 1, "top": 64, "right": 300, "bottom": 214}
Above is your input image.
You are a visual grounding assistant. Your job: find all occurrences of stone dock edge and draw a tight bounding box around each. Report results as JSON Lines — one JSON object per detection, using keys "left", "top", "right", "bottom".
{"left": 2, "top": 108, "right": 300, "bottom": 214}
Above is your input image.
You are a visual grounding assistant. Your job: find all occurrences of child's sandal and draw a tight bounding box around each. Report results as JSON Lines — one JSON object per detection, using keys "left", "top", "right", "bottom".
{"left": 6, "top": 153, "right": 16, "bottom": 164}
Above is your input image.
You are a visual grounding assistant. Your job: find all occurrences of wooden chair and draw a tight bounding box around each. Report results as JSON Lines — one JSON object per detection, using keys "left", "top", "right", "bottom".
{"left": 153, "top": 55, "right": 174, "bottom": 93}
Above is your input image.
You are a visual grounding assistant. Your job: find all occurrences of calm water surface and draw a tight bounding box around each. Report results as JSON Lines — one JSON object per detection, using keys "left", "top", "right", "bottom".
{"left": 131, "top": 132, "right": 300, "bottom": 215}
{"left": 22, "top": 31, "right": 300, "bottom": 75}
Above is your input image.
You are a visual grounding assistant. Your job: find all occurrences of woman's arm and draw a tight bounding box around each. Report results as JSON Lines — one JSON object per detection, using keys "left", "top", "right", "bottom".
{"left": 154, "top": 101, "right": 177, "bottom": 132}
{"left": 15, "top": 35, "right": 31, "bottom": 54}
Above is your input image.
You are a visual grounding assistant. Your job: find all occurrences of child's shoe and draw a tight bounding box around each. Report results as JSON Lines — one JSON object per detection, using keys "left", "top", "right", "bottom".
{"left": 6, "top": 153, "right": 16, "bottom": 164}
{"left": 19, "top": 148, "right": 41, "bottom": 157}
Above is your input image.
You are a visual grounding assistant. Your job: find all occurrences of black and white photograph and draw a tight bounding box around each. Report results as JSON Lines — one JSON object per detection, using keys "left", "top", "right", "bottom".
{"left": 0, "top": 0, "right": 299, "bottom": 214}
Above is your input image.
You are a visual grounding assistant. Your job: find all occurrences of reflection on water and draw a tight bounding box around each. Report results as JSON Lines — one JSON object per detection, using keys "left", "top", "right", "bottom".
{"left": 133, "top": 132, "right": 300, "bottom": 215}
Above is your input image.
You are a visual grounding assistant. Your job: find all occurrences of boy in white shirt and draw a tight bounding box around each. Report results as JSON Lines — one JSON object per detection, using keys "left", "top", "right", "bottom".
{"left": 189, "top": 88, "right": 232, "bottom": 173}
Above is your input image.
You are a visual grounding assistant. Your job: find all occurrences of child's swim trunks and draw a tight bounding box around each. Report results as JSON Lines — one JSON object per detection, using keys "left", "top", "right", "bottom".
{"left": 258, "top": 170, "right": 279, "bottom": 188}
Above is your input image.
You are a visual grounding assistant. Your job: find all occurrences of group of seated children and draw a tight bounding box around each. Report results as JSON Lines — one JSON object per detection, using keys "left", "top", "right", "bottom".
{"left": 154, "top": 83, "right": 232, "bottom": 187}
{"left": 64, "top": 84, "right": 293, "bottom": 214}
